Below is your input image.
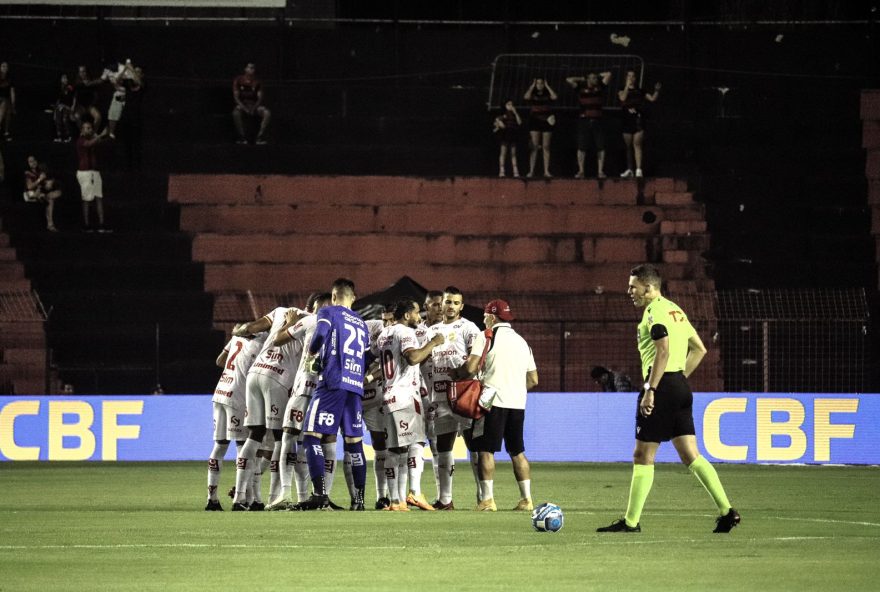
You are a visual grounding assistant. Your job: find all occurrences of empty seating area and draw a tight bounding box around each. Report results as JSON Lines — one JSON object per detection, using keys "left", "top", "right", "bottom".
{"left": 170, "top": 174, "right": 721, "bottom": 391}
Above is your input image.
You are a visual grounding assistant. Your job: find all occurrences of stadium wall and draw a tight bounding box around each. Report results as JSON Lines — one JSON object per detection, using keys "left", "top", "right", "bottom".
{"left": 1, "top": 393, "right": 876, "bottom": 464}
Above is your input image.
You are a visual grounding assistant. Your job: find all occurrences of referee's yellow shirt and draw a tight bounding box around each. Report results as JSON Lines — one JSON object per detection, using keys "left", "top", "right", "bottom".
{"left": 637, "top": 296, "right": 697, "bottom": 380}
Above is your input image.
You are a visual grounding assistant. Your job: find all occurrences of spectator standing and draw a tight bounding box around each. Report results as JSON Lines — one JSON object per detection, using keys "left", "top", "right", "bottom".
{"left": 75, "top": 121, "right": 110, "bottom": 232}
{"left": 54, "top": 73, "right": 77, "bottom": 142}
{"left": 73, "top": 66, "right": 102, "bottom": 130}
{"left": 523, "top": 78, "right": 557, "bottom": 178}
{"left": 106, "top": 60, "right": 142, "bottom": 139}
{"left": 493, "top": 100, "right": 522, "bottom": 178}
{"left": 24, "top": 155, "right": 62, "bottom": 232}
{"left": 0, "top": 62, "right": 16, "bottom": 141}
{"left": 232, "top": 63, "right": 271, "bottom": 145}
{"left": 618, "top": 70, "right": 661, "bottom": 179}
{"left": 460, "top": 299, "right": 539, "bottom": 512}
{"left": 566, "top": 71, "right": 612, "bottom": 179}
{"left": 591, "top": 365, "right": 633, "bottom": 392}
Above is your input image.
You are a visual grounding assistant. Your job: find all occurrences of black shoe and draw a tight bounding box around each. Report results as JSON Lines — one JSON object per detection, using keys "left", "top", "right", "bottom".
{"left": 375, "top": 497, "right": 391, "bottom": 510}
{"left": 597, "top": 518, "right": 641, "bottom": 533}
{"left": 327, "top": 498, "right": 345, "bottom": 511}
{"left": 249, "top": 501, "right": 265, "bottom": 512}
{"left": 713, "top": 508, "right": 741, "bottom": 533}
{"left": 204, "top": 500, "right": 223, "bottom": 511}
{"left": 231, "top": 502, "right": 249, "bottom": 511}
{"left": 350, "top": 502, "right": 365, "bottom": 511}
{"left": 296, "top": 494, "right": 330, "bottom": 511}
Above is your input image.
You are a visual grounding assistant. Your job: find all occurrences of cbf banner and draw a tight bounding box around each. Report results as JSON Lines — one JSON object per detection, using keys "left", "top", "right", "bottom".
{"left": 0, "top": 393, "right": 877, "bottom": 464}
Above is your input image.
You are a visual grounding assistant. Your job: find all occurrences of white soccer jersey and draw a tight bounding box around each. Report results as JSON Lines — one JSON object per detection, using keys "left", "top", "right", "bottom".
{"left": 212, "top": 333, "right": 266, "bottom": 410}
{"left": 427, "top": 317, "right": 484, "bottom": 401}
{"left": 373, "top": 323, "right": 420, "bottom": 411}
{"left": 248, "top": 307, "right": 299, "bottom": 389}
{"left": 288, "top": 313, "right": 317, "bottom": 396}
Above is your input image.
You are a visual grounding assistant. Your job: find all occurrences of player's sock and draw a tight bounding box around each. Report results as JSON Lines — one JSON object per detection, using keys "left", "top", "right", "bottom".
{"left": 407, "top": 442, "right": 425, "bottom": 496}
{"left": 233, "top": 438, "right": 260, "bottom": 504}
{"left": 397, "top": 454, "right": 408, "bottom": 502}
{"left": 279, "top": 433, "right": 296, "bottom": 501}
{"left": 470, "top": 450, "right": 482, "bottom": 501}
{"left": 207, "top": 442, "right": 229, "bottom": 501}
{"left": 479, "top": 479, "right": 494, "bottom": 501}
{"left": 252, "top": 456, "right": 269, "bottom": 503}
{"left": 438, "top": 451, "right": 454, "bottom": 504}
{"left": 294, "top": 448, "right": 311, "bottom": 502}
{"left": 517, "top": 479, "right": 531, "bottom": 500}
{"left": 303, "top": 435, "right": 327, "bottom": 495}
{"left": 624, "top": 464, "right": 655, "bottom": 527}
{"left": 269, "top": 440, "right": 282, "bottom": 502}
{"left": 322, "top": 442, "right": 337, "bottom": 497}
{"left": 384, "top": 451, "right": 401, "bottom": 503}
{"left": 688, "top": 456, "right": 732, "bottom": 515}
{"left": 343, "top": 451, "right": 355, "bottom": 501}
{"left": 374, "top": 449, "right": 388, "bottom": 500}
{"left": 428, "top": 438, "right": 441, "bottom": 500}
{"left": 344, "top": 441, "right": 367, "bottom": 496}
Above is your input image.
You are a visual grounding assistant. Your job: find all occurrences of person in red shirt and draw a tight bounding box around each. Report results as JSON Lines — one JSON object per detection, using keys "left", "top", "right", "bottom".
{"left": 232, "top": 63, "right": 271, "bottom": 145}
{"left": 76, "top": 121, "right": 110, "bottom": 232}
{"left": 523, "top": 78, "right": 558, "bottom": 178}
{"left": 618, "top": 70, "right": 661, "bottom": 179}
{"left": 566, "top": 71, "right": 612, "bottom": 179}
{"left": 493, "top": 100, "right": 522, "bottom": 177}
{"left": 24, "top": 156, "right": 62, "bottom": 232}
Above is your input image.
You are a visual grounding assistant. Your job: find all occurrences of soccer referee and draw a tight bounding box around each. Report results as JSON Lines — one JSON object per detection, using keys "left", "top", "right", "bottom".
{"left": 597, "top": 264, "right": 740, "bottom": 533}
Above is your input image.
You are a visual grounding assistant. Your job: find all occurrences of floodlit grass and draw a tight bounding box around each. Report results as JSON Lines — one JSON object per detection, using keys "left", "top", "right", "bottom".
{"left": 1, "top": 462, "right": 878, "bottom": 591}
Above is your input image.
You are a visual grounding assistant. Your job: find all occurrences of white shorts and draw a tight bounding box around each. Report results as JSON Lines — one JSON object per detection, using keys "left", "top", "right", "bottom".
{"left": 282, "top": 393, "right": 311, "bottom": 431}
{"left": 363, "top": 404, "right": 385, "bottom": 433}
{"left": 212, "top": 402, "right": 245, "bottom": 442}
{"left": 108, "top": 94, "right": 125, "bottom": 122}
{"left": 76, "top": 170, "right": 103, "bottom": 202}
{"left": 385, "top": 400, "right": 426, "bottom": 449}
{"left": 244, "top": 372, "right": 290, "bottom": 429}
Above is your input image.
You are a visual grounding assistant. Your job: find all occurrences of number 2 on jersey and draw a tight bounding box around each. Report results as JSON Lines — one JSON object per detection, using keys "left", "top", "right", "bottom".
{"left": 226, "top": 340, "right": 244, "bottom": 370}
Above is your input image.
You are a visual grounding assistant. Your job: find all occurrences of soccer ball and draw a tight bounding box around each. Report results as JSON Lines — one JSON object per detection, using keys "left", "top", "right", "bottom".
{"left": 531, "top": 502, "right": 564, "bottom": 532}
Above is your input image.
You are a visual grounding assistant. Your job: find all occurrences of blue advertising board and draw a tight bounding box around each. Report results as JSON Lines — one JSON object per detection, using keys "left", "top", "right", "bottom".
{"left": 0, "top": 393, "right": 877, "bottom": 464}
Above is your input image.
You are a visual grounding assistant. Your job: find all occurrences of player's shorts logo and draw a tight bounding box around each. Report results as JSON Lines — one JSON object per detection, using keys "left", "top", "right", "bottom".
{"left": 270, "top": 404, "right": 279, "bottom": 415}
{"left": 318, "top": 411, "right": 335, "bottom": 426}
{"left": 399, "top": 420, "right": 409, "bottom": 431}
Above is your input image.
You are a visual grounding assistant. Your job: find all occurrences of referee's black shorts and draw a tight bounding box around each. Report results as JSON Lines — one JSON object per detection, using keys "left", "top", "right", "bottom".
{"left": 635, "top": 371, "right": 695, "bottom": 443}
{"left": 472, "top": 406, "right": 526, "bottom": 456}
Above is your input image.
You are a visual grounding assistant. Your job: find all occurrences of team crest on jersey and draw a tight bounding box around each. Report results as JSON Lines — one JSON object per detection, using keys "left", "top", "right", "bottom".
{"left": 647, "top": 315, "right": 654, "bottom": 324}
{"left": 447, "top": 332, "right": 456, "bottom": 341}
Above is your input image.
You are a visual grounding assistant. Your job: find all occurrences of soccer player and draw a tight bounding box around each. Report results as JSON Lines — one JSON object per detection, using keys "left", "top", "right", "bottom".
{"left": 265, "top": 293, "right": 332, "bottom": 510}
{"left": 598, "top": 264, "right": 741, "bottom": 533}
{"left": 229, "top": 303, "right": 306, "bottom": 511}
{"left": 425, "top": 286, "right": 485, "bottom": 510}
{"left": 206, "top": 331, "right": 267, "bottom": 510}
{"left": 420, "top": 290, "right": 444, "bottom": 502}
{"left": 298, "top": 278, "right": 370, "bottom": 510}
{"left": 374, "top": 299, "right": 444, "bottom": 511}
{"left": 363, "top": 314, "right": 391, "bottom": 509}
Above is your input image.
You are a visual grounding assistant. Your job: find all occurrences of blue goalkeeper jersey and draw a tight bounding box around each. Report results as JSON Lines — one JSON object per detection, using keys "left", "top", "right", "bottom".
{"left": 308, "top": 305, "right": 368, "bottom": 396}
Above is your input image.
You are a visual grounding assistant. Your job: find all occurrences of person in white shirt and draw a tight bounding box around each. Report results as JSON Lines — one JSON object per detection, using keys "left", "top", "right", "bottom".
{"left": 460, "top": 299, "right": 538, "bottom": 512}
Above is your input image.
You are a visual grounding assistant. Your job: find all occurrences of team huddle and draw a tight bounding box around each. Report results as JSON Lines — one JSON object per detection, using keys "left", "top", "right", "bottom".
{"left": 206, "top": 279, "right": 510, "bottom": 512}
{"left": 205, "top": 267, "right": 741, "bottom": 533}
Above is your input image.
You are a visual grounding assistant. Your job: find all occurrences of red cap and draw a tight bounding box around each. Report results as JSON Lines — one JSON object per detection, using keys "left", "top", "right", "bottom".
{"left": 484, "top": 299, "right": 514, "bottom": 321}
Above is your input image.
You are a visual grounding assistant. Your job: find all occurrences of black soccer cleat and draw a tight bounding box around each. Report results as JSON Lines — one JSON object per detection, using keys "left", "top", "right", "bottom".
{"left": 597, "top": 518, "right": 641, "bottom": 533}
{"left": 296, "top": 494, "right": 331, "bottom": 511}
{"left": 350, "top": 502, "right": 365, "bottom": 511}
{"left": 204, "top": 500, "right": 223, "bottom": 511}
{"left": 713, "top": 508, "right": 741, "bottom": 533}
{"left": 249, "top": 501, "right": 265, "bottom": 512}
{"left": 231, "top": 502, "right": 249, "bottom": 511}
{"left": 375, "top": 497, "right": 391, "bottom": 510}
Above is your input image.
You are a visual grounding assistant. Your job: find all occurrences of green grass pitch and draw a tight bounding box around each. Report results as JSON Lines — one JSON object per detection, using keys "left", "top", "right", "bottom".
{"left": 1, "top": 461, "right": 878, "bottom": 591}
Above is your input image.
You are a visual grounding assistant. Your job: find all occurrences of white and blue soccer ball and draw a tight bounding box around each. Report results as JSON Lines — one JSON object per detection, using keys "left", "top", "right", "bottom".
{"left": 531, "top": 502, "right": 564, "bottom": 532}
